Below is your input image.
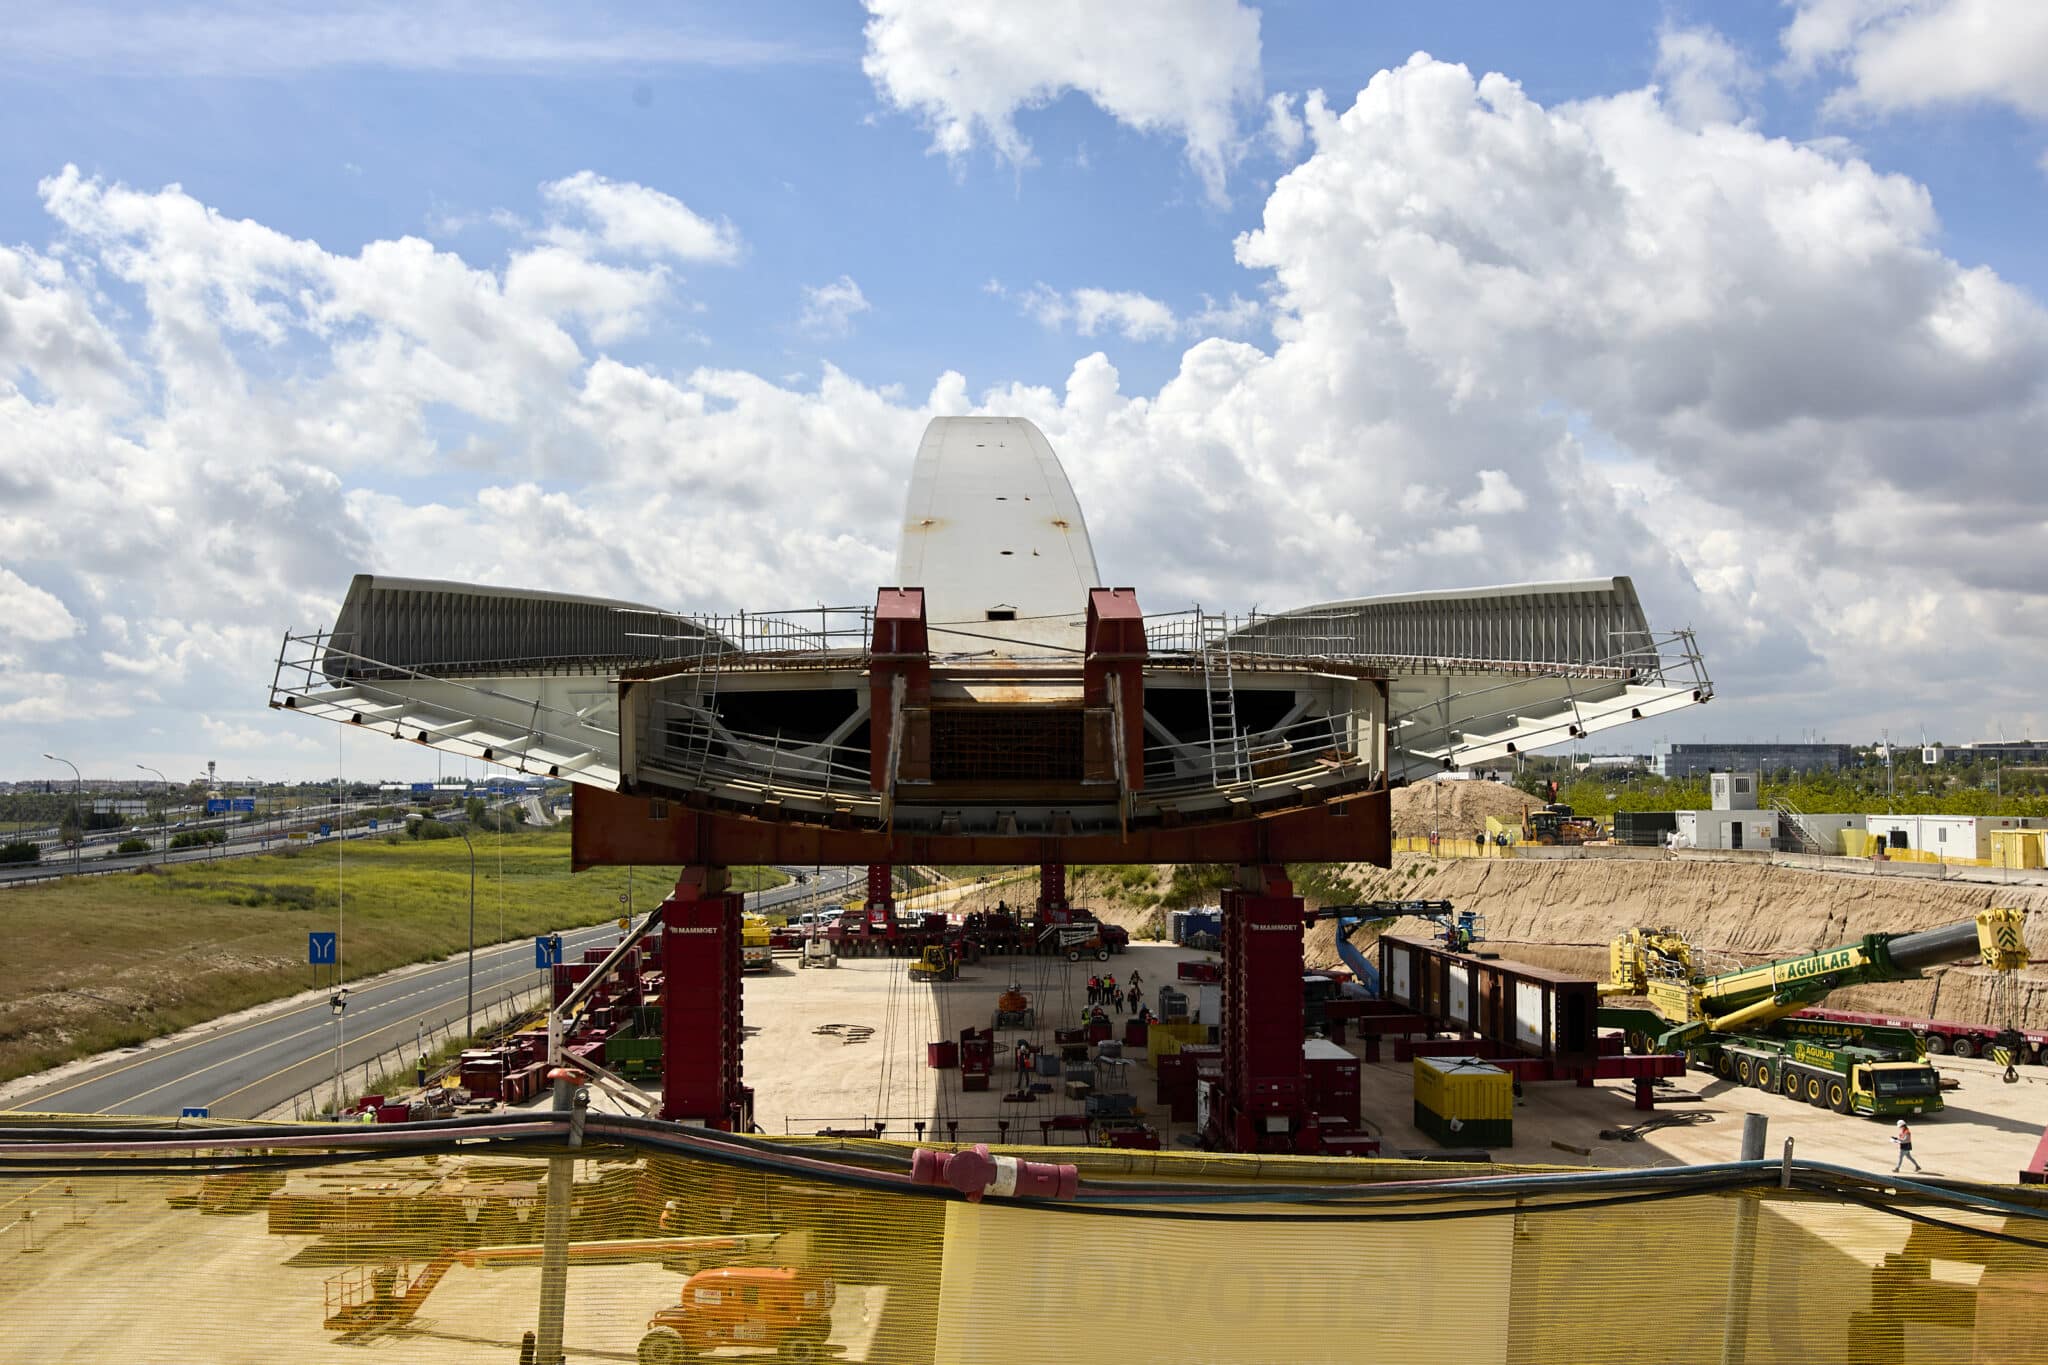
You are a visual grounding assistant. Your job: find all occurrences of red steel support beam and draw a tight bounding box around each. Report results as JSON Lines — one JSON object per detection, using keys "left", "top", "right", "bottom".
{"left": 864, "top": 862, "right": 896, "bottom": 928}
{"left": 570, "top": 784, "right": 1391, "bottom": 869}
{"left": 1217, "top": 865, "right": 1316, "bottom": 1154}
{"left": 1036, "top": 862, "right": 1069, "bottom": 921}
{"left": 660, "top": 869, "right": 752, "bottom": 1130}
{"left": 869, "top": 588, "right": 931, "bottom": 790}
{"left": 1083, "top": 587, "right": 1146, "bottom": 793}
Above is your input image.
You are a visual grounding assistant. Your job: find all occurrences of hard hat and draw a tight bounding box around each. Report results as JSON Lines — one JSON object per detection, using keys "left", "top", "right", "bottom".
{"left": 1896, "top": 1119, "right": 1908, "bottom": 1128}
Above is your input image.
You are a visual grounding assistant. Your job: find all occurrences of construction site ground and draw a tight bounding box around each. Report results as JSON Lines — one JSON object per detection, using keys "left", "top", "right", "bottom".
{"left": 647, "top": 941, "right": 2048, "bottom": 1185}
{"left": 10, "top": 938, "right": 2048, "bottom": 1365}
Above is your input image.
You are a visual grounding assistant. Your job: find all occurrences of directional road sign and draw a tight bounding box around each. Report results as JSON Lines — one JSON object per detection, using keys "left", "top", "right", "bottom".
{"left": 534, "top": 935, "right": 564, "bottom": 969}
{"left": 181, "top": 1107, "right": 210, "bottom": 1119}
{"left": 231, "top": 797, "right": 256, "bottom": 812}
{"left": 411, "top": 782, "right": 433, "bottom": 794}
{"left": 308, "top": 932, "right": 338, "bottom": 965}
{"left": 206, "top": 798, "right": 229, "bottom": 814}
{"left": 319, "top": 823, "right": 332, "bottom": 837}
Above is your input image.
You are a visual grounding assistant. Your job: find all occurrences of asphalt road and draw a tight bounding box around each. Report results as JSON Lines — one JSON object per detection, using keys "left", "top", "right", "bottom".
{"left": 1, "top": 863, "right": 862, "bottom": 1120}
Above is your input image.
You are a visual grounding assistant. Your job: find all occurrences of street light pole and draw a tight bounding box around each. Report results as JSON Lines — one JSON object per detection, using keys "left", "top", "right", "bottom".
{"left": 136, "top": 765, "right": 169, "bottom": 853}
{"left": 459, "top": 826, "right": 476, "bottom": 1041}
{"left": 330, "top": 988, "right": 349, "bottom": 1116}
{"left": 42, "top": 753, "right": 80, "bottom": 873}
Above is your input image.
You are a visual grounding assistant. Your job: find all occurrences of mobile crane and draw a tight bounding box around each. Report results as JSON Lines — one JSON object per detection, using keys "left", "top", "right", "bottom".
{"left": 1600, "top": 908, "right": 2028, "bottom": 1118}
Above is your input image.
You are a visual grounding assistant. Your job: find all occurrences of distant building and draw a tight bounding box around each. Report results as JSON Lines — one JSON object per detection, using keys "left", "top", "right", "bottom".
{"left": 1652, "top": 742, "right": 1854, "bottom": 779}
{"left": 1958, "top": 740, "right": 2048, "bottom": 765}
{"left": 1573, "top": 754, "right": 1647, "bottom": 771}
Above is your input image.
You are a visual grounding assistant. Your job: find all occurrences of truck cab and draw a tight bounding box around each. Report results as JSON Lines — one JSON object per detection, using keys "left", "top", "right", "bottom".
{"left": 740, "top": 916, "right": 774, "bottom": 972}
{"left": 1854, "top": 1061, "right": 1942, "bottom": 1117}
{"left": 640, "top": 1266, "right": 835, "bottom": 1365}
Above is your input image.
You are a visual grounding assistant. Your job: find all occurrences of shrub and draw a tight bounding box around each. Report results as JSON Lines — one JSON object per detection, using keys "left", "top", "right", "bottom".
{"left": 117, "top": 837, "right": 152, "bottom": 855}
{"left": 0, "top": 841, "right": 39, "bottom": 866}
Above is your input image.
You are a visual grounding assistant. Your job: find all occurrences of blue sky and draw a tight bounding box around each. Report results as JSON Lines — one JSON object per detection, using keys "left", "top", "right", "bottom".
{"left": 2, "top": 1, "right": 2046, "bottom": 780}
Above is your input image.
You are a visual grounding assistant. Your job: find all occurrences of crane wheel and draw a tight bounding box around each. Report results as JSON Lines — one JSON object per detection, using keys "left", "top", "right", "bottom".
{"left": 1783, "top": 1070, "right": 1803, "bottom": 1097}
{"left": 1736, "top": 1057, "right": 1753, "bottom": 1086}
{"left": 1951, "top": 1036, "right": 1977, "bottom": 1059}
{"left": 1828, "top": 1081, "right": 1849, "bottom": 1114}
{"left": 1923, "top": 1033, "right": 1948, "bottom": 1055}
{"left": 1805, "top": 1076, "right": 1824, "bottom": 1105}
{"left": 1715, "top": 1053, "right": 1735, "bottom": 1080}
{"left": 1755, "top": 1062, "right": 1774, "bottom": 1091}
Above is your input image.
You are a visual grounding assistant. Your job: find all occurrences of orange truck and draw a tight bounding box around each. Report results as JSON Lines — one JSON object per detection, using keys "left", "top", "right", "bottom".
{"left": 639, "top": 1266, "right": 837, "bottom": 1364}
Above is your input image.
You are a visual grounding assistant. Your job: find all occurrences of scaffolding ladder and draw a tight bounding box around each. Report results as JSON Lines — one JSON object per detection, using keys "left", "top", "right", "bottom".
{"left": 1199, "top": 612, "right": 1248, "bottom": 788}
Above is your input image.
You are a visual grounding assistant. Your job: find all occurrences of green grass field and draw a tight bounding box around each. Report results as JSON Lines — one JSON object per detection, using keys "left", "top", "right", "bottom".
{"left": 0, "top": 829, "right": 782, "bottom": 1085}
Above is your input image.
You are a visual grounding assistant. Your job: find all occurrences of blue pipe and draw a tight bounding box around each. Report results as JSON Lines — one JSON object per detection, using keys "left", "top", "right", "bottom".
{"left": 1335, "top": 920, "right": 1380, "bottom": 996}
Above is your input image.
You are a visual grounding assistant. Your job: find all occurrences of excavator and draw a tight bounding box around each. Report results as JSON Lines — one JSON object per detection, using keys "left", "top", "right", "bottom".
{"left": 1308, "top": 900, "right": 1485, "bottom": 996}
{"left": 1600, "top": 908, "right": 2029, "bottom": 1118}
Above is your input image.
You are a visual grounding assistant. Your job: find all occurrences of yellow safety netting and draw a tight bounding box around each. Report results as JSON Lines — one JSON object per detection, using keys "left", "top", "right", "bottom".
{"left": 3, "top": 1119, "right": 2046, "bottom": 1365}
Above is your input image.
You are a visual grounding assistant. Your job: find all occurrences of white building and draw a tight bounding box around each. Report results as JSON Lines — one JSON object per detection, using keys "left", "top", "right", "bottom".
{"left": 1864, "top": 814, "right": 2042, "bottom": 860}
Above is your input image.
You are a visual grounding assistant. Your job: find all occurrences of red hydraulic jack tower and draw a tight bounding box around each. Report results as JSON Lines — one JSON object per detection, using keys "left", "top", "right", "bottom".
{"left": 1036, "top": 862, "right": 1070, "bottom": 923}
{"left": 1214, "top": 866, "right": 1318, "bottom": 1154}
{"left": 659, "top": 870, "right": 753, "bottom": 1129}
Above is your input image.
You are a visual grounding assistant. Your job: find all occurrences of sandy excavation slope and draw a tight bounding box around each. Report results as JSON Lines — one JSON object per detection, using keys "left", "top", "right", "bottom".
{"left": 1331, "top": 855, "right": 2048, "bottom": 1027}
{"left": 1064, "top": 779, "right": 2048, "bottom": 1032}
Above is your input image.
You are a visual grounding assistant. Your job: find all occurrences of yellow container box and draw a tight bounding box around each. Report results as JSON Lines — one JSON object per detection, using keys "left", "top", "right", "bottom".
{"left": 1412, "top": 1056, "right": 1513, "bottom": 1122}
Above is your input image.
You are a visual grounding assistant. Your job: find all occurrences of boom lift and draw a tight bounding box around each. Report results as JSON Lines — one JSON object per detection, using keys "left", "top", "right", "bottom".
{"left": 1601, "top": 908, "right": 2029, "bottom": 1118}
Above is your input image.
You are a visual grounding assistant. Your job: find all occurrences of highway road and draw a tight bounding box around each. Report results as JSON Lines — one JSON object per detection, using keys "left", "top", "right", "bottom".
{"left": 0, "top": 863, "right": 862, "bottom": 1120}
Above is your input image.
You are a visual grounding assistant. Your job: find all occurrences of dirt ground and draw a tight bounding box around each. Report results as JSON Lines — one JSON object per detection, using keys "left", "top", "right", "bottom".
{"left": 10, "top": 938, "right": 2046, "bottom": 1365}
{"left": 1391, "top": 778, "right": 1538, "bottom": 839}
{"left": 720, "top": 942, "right": 2048, "bottom": 1184}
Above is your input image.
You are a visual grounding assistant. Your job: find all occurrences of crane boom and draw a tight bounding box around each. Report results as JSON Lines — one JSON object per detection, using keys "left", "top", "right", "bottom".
{"left": 1606, "top": 908, "right": 2027, "bottom": 1049}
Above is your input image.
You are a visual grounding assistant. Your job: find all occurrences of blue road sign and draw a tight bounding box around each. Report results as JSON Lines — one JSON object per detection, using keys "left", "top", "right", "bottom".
{"left": 206, "top": 798, "right": 229, "bottom": 814}
{"left": 367, "top": 818, "right": 378, "bottom": 831}
{"left": 309, "top": 932, "right": 338, "bottom": 965}
{"left": 231, "top": 797, "right": 256, "bottom": 812}
{"left": 535, "top": 935, "right": 563, "bottom": 969}
{"left": 411, "top": 782, "right": 433, "bottom": 794}
{"left": 181, "top": 1106, "right": 210, "bottom": 1119}
{"left": 319, "top": 823, "right": 332, "bottom": 836}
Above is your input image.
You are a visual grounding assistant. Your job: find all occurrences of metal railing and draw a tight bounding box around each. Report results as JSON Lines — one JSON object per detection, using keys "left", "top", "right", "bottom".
{"left": 1146, "top": 609, "right": 1706, "bottom": 686}
{"left": 271, "top": 630, "right": 623, "bottom": 783}
{"left": 618, "top": 605, "right": 875, "bottom": 671}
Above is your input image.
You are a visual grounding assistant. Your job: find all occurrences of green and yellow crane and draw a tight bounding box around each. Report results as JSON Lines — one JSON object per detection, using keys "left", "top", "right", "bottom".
{"left": 1600, "top": 908, "right": 2028, "bottom": 1119}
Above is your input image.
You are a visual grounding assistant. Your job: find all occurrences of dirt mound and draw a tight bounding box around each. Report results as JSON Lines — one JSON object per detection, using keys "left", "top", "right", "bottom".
{"left": 1390, "top": 779, "right": 1536, "bottom": 840}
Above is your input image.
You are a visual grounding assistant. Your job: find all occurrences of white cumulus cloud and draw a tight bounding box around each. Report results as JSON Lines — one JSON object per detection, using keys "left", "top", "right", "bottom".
{"left": 798, "top": 275, "right": 873, "bottom": 338}
{"left": 860, "top": 0, "right": 1264, "bottom": 202}
{"left": 0, "top": 566, "right": 80, "bottom": 642}
{"left": 539, "top": 170, "right": 742, "bottom": 264}
{"left": 1782, "top": 0, "right": 2048, "bottom": 117}
{"left": 4, "top": 52, "right": 2047, "bottom": 776}
{"left": 1654, "top": 23, "right": 1761, "bottom": 129}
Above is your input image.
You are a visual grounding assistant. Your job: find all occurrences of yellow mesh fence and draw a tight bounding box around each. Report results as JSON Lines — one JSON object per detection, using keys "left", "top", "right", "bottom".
{"left": 4, "top": 1116, "right": 2047, "bottom": 1364}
